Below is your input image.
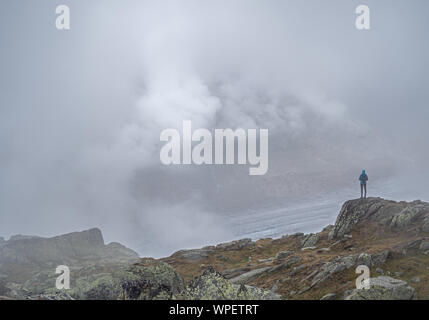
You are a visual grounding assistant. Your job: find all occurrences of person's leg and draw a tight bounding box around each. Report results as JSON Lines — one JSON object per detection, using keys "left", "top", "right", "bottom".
{"left": 364, "top": 184, "right": 367, "bottom": 198}
{"left": 360, "top": 184, "right": 363, "bottom": 198}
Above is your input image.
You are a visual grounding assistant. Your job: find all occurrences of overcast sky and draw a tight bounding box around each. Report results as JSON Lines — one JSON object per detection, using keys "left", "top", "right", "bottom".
{"left": 1, "top": 0, "right": 428, "bottom": 257}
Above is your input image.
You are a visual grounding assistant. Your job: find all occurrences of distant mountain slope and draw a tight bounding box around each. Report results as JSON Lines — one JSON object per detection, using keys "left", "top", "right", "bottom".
{"left": 0, "top": 228, "right": 139, "bottom": 267}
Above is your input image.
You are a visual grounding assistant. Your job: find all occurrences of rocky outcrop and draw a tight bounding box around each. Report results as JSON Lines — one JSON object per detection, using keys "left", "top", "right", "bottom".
{"left": 119, "top": 263, "right": 185, "bottom": 300}
{"left": 180, "top": 269, "right": 281, "bottom": 300}
{"left": 345, "top": 276, "right": 416, "bottom": 300}
{"left": 329, "top": 198, "right": 429, "bottom": 240}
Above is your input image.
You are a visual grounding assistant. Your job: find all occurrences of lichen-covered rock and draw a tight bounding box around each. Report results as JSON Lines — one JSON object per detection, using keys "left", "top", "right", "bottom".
{"left": 330, "top": 198, "right": 429, "bottom": 239}
{"left": 119, "top": 262, "right": 185, "bottom": 300}
{"left": 390, "top": 206, "right": 426, "bottom": 228}
{"left": 275, "top": 250, "right": 292, "bottom": 260}
{"left": 345, "top": 276, "right": 415, "bottom": 300}
{"left": 357, "top": 250, "right": 390, "bottom": 267}
{"left": 301, "top": 234, "right": 319, "bottom": 248}
{"left": 179, "top": 269, "right": 281, "bottom": 300}
{"left": 311, "top": 254, "right": 358, "bottom": 287}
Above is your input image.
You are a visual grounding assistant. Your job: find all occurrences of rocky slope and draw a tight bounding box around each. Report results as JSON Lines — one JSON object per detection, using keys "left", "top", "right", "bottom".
{"left": 156, "top": 197, "right": 429, "bottom": 300}
{"left": 3, "top": 197, "right": 429, "bottom": 300}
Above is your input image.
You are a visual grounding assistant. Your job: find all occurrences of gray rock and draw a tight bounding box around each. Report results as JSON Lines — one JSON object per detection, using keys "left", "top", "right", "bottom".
{"left": 371, "top": 250, "right": 391, "bottom": 266}
{"left": 275, "top": 251, "right": 292, "bottom": 260}
{"left": 357, "top": 250, "right": 391, "bottom": 267}
{"left": 421, "top": 217, "right": 429, "bottom": 233}
{"left": 390, "top": 206, "right": 426, "bottom": 228}
{"left": 311, "top": 254, "right": 358, "bottom": 287}
{"left": 229, "top": 267, "right": 272, "bottom": 284}
{"left": 376, "top": 268, "right": 384, "bottom": 274}
{"left": 419, "top": 241, "right": 429, "bottom": 251}
{"left": 301, "top": 246, "right": 317, "bottom": 251}
{"left": 267, "top": 256, "right": 301, "bottom": 274}
{"left": 411, "top": 277, "right": 420, "bottom": 283}
{"left": 301, "top": 234, "right": 319, "bottom": 248}
{"left": 290, "top": 263, "right": 308, "bottom": 276}
{"left": 221, "top": 267, "right": 251, "bottom": 279}
{"left": 345, "top": 276, "right": 415, "bottom": 300}
{"left": 181, "top": 269, "right": 281, "bottom": 300}
{"left": 316, "top": 248, "right": 331, "bottom": 253}
{"left": 119, "top": 262, "right": 185, "bottom": 300}
{"left": 320, "top": 293, "right": 336, "bottom": 300}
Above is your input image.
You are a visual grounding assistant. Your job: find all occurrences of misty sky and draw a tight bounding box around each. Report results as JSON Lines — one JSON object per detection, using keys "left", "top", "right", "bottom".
{"left": 1, "top": 0, "right": 428, "bottom": 257}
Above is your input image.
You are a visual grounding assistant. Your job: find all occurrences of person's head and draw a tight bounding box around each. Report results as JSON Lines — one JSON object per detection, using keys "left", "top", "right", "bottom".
{"left": 362, "top": 170, "right": 366, "bottom": 174}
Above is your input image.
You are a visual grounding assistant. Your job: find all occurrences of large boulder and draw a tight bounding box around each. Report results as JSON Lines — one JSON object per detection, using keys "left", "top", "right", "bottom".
{"left": 345, "top": 276, "right": 416, "bottom": 300}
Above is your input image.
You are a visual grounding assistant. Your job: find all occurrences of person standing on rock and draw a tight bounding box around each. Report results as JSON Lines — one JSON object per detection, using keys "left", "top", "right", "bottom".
{"left": 359, "top": 170, "right": 368, "bottom": 198}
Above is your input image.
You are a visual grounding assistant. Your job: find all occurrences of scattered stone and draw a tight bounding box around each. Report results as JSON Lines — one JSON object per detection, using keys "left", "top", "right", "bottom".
{"left": 419, "top": 241, "right": 429, "bottom": 251}
{"left": 411, "top": 277, "right": 420, "bottom": 283}
{"left": 275, "top": 251, "right": 293, "bottom": 260}
{"left": 376, "top": 268, "right": 384, "bottom": 274}
{"left": 301, "top": 246, "right": 317, "bottom": 251}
